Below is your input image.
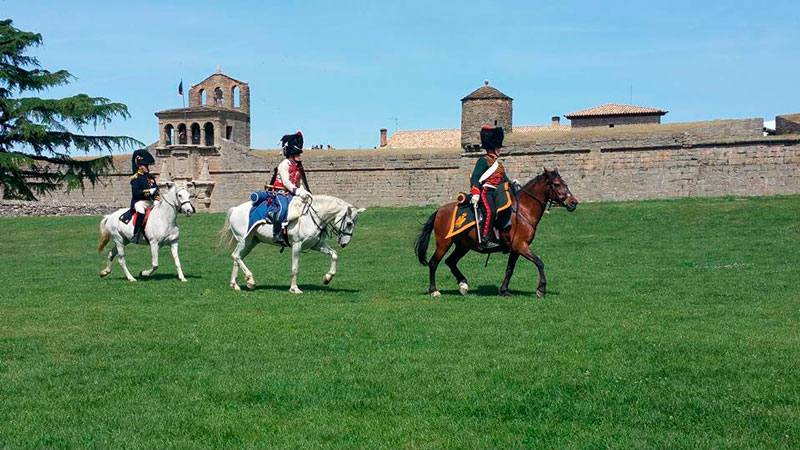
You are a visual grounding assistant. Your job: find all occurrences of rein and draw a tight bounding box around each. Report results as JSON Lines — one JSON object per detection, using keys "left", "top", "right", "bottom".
{"left": 161, "top": 191, "right": 193, "bottom": 212}
{"left": 510, "top": 180, "right": 551, "bottom": 229}
{"left": 304, "top": 199, "right": 352, "bottom": 238}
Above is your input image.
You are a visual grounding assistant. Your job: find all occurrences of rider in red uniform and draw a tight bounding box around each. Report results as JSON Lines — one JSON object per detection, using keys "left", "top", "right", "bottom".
{"left": 270, "top": 131, "right": 311, "bottom": 242}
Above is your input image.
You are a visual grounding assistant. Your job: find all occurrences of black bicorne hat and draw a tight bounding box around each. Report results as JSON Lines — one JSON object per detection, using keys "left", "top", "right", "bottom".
{"left": 480, "top": 126, "right": 504, "bottom": 151}
{"left": 280, "top": 131, "right": 304, "bottom": 157}
{"left": 131, "top": 149, "right": 155, "bottom": 172}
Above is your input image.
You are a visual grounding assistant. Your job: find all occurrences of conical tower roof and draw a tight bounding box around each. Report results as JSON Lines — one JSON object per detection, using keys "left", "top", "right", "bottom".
{"left": 461, "top": 81, "right": 512, "bottom": 101}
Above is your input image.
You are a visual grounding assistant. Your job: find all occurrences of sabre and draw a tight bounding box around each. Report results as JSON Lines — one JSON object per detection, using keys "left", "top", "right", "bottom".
{"left": 473, "top": 200, "right": 483, "bottom": 245}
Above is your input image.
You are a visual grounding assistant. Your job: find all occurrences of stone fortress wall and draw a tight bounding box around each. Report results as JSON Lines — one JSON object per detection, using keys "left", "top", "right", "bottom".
{"left": 36, "top": 73, "right": 800, "bottom": 213}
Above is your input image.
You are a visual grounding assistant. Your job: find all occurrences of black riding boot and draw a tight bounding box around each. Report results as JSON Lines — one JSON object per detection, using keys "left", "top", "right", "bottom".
{"left": 131, "top": 212, "right": 145, "bottom": 244}
{"left": 271, "top": 219, "right": 284, "bottom": 244}
{"left": 479, "top": 228, "right": 499, "bottom": 250}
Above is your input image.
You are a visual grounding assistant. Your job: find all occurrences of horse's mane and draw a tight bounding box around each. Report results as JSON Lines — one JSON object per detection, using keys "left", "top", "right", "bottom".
{"left": 309, "top": 194, "right": 350, "bottom": 219}
{"left": 522, "top": 171, "right": 550, "bottom": 190}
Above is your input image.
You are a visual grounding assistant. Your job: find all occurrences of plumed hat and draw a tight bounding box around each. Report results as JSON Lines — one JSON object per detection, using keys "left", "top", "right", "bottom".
{"left": 131, "top": 149, "right": 155, "bottom": 172}
{"left": 480, "top": 126, "right": 504, "bottom": 151}
{"left": 280, "top": 131, "right": 304, "bottom": 157}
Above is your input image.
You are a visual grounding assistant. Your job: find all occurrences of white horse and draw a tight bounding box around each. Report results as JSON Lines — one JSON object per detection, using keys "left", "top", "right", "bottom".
{"left": 219, "top": 194, "right": 365, "bottom": 293}
{"left": 97, "top": 182, "right": 196, "bottom": 282}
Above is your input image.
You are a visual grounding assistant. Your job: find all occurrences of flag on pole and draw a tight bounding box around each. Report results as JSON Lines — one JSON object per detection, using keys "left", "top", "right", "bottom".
{"left": 178, "top": 80, "right": 183, "bottom": 96}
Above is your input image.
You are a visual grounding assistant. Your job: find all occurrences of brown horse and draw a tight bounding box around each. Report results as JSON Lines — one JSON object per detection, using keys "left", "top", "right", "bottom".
{"left": 414, "top": 168, "right": 578, "bottom": 297}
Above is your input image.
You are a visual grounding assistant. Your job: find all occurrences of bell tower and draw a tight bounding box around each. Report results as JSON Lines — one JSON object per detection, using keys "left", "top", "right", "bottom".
{"left": 153, "top": 69, "right": 252, "bottom": 211}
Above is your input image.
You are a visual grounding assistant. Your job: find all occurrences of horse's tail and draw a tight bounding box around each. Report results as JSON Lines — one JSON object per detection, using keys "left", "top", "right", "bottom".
{"left": 217, "top": 207, "right": 236, "bottom": 250}
{"left": 97, "top": 216, "right": 110, "bottom": 253}
{"left": 415, "top": 211, "right": 437, "bottom": 266}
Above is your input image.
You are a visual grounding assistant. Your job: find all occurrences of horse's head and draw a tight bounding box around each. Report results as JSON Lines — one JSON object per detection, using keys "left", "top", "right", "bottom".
{"left": 334, "top": 204, "right": 366, "bottom": 247}
{"left": 165, "top": 181, "right": 197, "bottom": 216}
{"left": 544, "top": 167, "right": 578, "bottom": 212}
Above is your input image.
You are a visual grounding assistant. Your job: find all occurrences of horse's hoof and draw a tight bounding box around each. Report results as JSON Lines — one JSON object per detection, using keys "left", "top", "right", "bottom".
{"left": 180, "top": 278, "right": 188, "bottom": 283}
{"left": 246, "top": 279, "right": 256, "bottom": 289}
{"left": 289, "top": 286, "right": 303, "bottom": 294}
{"left": 458, "top": 282, "right": 469, "bottom": 296}
{"left": 128, "top": 278, "right": 137, "bottom": 282}
{"left": 499, "top": 290, "right": 512, "bottom": 298}
{"left": 536, "top": 289, "right": 545, "bottom": 298}
{"left": 231, "top": 283, "right": 241, "bottom": 291}
{"left": 99, "top": 270, "right": 110, "bottom": 278}
{"left": 323, "top": 274, "right": 332, "bottom": 285}
{"left": 430, "top": 290, "right": 441, "bottom": 297}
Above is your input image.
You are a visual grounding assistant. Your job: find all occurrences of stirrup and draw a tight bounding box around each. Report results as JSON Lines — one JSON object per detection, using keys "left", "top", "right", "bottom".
{"left": 478, "top": 238, "right": 499, "bottom": 250}
{"left": 482, "top": 242, "right": 499, "bottom": 249}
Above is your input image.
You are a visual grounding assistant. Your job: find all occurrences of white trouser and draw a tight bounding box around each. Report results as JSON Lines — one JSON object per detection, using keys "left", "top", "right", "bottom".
{"left": 134, "top": 200, "right": 153, "bottom": 214}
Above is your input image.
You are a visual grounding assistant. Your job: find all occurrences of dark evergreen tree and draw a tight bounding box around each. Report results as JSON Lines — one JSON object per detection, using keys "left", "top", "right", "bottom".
{"left": 0, "top": 19, "right": 141, "bottom": 200}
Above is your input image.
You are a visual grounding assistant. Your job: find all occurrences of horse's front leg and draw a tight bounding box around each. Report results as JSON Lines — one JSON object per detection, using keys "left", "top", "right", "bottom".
{"left": 519, "top": 247, "right": 546, "bottom": 298}
{"left": 289, "top": 242, "right": 303, "bottom": 294}
{"left": 170, "top": 241, "right": 187, "bottom": 282}
{"left": 499, "top": 252, "right": 520, "bottom": 297}
{"left": 140, "top": 241, "right": 160, "bottom": 278}
{"left": 318, "top": 241, "right": 338, "bottom": 285}
{"left": 100, "top": 246, "right": 118, "bottom": 278}
{"left": 115, "top": 242, "right": 137, "bottom": 282}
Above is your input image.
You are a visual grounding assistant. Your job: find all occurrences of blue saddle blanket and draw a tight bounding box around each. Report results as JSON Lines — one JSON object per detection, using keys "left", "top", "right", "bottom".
{"left": 247, "top": 191, "right": 293, "bottom": 235}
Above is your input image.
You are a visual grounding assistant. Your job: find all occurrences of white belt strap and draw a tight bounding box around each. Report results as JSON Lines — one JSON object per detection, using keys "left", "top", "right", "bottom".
{"left": 478, "top": 159, "right": 500, "bottom": 183}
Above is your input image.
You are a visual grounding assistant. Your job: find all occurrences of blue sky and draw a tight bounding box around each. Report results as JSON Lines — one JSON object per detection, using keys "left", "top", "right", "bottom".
{"left": 5, "top": 0, "right": 800, "bottom": 150}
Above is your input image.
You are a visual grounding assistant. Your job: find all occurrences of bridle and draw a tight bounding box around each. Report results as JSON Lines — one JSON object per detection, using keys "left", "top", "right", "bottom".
{"left": 510, "top": 174, "right": 570, "bottom": 230}
{"left": 161, "top": 188, "right": 195, "bottom": 213}
{"left": 304, "top": 200, "right": 354, "bottom": 239}
{"left": 517, "top": 174, "right": 570, "bottom": 211}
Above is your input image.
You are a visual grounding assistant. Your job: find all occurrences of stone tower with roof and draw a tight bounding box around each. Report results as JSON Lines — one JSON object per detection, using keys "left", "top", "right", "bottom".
{"left": 152, "top": 69, "right": 251, "bottom": 211}
{"left": 460, "top": 81, "right": 513, "bottom": 150}
{"left": 156, "top": 69, "right": 251, "bottom": 149}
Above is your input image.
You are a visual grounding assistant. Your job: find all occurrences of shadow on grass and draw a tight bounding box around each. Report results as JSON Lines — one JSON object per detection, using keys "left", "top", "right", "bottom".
{"left": 140, "top": 273, "right": 203, "bottom": 281}
{"left": 250, "top": 284, "right": 361, "bottom": 294}
{"left": 437, "top": 284, "right": 560, "bottom": 298}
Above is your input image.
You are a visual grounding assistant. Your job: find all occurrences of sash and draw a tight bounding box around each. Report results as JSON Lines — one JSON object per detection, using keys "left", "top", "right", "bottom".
{"left": 478, "top": 159, "right": 500, "bottom": 184}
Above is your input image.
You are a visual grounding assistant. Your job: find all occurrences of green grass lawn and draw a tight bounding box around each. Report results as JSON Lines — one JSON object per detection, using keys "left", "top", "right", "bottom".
{"left": 1, "top": 196, "right": 799, "bottom": 448}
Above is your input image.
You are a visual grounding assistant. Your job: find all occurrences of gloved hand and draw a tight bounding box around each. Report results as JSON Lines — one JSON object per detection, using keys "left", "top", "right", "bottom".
{"left": 511, "top": 178, "right": 520, "bottom": 186}
{"left": 470, "top": 194, "right": 480, "bottom": 205}
{"left": 295, "top": 187, "right": 311, "bottom": 199}
{"left": 147, "top": 188, "right": 157, "bottom": 195}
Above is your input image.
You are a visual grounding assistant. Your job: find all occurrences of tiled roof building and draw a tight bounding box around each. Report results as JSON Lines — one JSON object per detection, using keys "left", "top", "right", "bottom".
{"left": 564, "top": 103, "right": 667, "bottom": 128}
{"left": 384, "top": 129, "right": 460, "bottom": 149}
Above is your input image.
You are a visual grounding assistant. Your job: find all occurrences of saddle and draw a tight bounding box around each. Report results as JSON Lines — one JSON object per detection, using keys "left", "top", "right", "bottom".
{"left": 247, "top": 190, "right": 293, "bottom": 237}
{"left": 119, "top": 208, "right": 152, "bottom": 227}
{"left": 445, "top": 184, "right": 513, "bottom": 240}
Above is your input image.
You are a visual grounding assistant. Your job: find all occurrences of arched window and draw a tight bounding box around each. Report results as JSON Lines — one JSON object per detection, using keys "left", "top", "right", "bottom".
{"left": 190, "top": 123, "right": 201, "bottom": 145}
{"left": 164, "top": 124, "right": 174, "bottom": 146}
{"left": 177, "top": 123, "right": 187, "bottom": 144}
{"left": 232, "top": 86, "right": 240, "bottom": 108}
{"left": 214, "top": 87, "right": 224, "bottom": 107}
{"left": 204, "top": 122, "right": 214, "bottom": 146}
{"left": 200, "top": 89, "right": 206, "bottom": 106}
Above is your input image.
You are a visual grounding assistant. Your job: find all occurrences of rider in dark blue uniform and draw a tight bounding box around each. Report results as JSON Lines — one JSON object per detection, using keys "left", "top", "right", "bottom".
{"left": 129, "top": 149, "right": 159, "bottom": 244}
